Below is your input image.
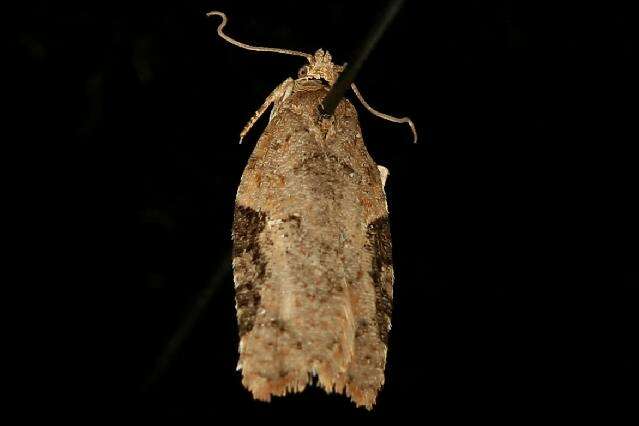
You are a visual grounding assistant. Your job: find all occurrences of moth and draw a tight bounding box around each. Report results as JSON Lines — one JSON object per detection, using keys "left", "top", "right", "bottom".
{"left": 207, "top": 11, "right": 416, "bottom": 409}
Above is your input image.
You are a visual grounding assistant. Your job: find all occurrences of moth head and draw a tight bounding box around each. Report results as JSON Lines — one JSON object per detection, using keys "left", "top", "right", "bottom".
{"left": 297, "top": 49, "right": 345, "bottom": 86}
{"left": 208, "top": 11, "right": 418, "bottom": 143}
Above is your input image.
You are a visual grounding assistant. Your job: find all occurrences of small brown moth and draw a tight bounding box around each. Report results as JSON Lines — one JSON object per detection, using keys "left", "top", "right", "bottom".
{"left": 207, "top": 11, "right": 416, "bottom": 409}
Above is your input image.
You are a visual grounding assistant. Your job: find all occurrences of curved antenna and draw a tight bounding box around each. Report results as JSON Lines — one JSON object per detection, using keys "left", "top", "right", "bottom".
{"left": 351, "top": 83, "right": 418, "bottom": 144}
{"left": 206, "top": 11, "right": 313, "bottom": 61}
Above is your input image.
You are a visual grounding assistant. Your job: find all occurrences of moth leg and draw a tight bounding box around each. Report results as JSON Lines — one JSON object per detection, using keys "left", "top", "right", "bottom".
{"left": 239, "top": 77, "right": 294, "bottom": 144}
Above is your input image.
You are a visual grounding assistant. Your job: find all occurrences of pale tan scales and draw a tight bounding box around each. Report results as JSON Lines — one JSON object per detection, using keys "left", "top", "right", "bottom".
{"left": 207, "top": 10, "right": 415, "bottom": 409}
{"left": 233, "top": 85, "right": 391, "bottom": 409}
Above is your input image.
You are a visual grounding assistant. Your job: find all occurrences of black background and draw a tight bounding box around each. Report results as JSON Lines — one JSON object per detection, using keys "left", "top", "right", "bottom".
{"left": 17, "top": 0, "right": 634, "bottom": 422}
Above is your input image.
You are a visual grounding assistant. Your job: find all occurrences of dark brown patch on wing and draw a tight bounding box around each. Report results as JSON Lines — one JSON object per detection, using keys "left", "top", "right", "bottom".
{"left": 232, "top": 205, "right": 267, "bottom": 336}
{"left": 366, "top": 216, "right": 393, "bottom": 344}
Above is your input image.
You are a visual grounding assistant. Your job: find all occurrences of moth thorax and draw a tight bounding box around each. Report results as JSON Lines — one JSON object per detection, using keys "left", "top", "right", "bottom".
{"left": 297, "top": 49, "right": 344, "bottom": 86}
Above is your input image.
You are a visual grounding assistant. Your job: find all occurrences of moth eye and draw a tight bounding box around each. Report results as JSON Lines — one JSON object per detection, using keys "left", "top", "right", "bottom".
{"left": 298, "top": 67, "right": 308, "bottom": 77}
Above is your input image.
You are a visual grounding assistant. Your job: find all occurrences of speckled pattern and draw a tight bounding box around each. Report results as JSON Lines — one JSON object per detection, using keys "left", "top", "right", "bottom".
{"left": 232, "top": 80, "right": 393, "bottom": 409}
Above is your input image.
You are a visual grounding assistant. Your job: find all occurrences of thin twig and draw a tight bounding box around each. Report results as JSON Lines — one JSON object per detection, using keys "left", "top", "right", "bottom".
{"left": 320, "top": 0, "right": 405, "bottom": 117}
{"left": 142, "top": 251, "right": 232, "bottom": 390}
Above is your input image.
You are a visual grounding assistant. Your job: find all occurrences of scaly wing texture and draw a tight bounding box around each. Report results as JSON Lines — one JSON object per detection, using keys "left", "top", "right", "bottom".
{"left": 232, "top": 84, "right": 393, "bottom": 409}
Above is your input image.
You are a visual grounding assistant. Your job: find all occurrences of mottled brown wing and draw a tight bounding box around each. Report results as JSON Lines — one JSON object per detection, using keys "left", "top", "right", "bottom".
{"left": 232, "top": 83, "right": 393, "bottom": 409}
